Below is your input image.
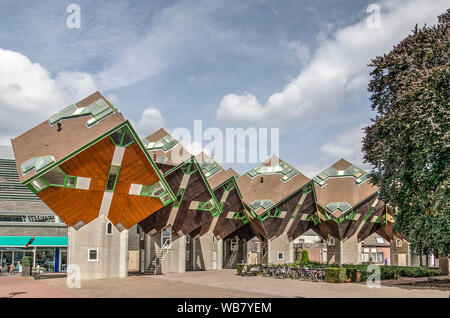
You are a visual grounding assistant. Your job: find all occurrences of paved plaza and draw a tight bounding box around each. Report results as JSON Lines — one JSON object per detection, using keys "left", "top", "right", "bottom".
{"left": 1, "top": 270, "right": 448, "bottom": 298}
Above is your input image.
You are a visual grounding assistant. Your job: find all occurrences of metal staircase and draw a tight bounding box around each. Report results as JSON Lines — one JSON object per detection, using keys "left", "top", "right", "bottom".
{"left": 225, "top": 249, "right": 238, "bottom": 268}
{"left": 258, "top": 241, "right": 268, "bottom": 263}
{"left": 145, "top": 240, "right": 171, "bottom": 275}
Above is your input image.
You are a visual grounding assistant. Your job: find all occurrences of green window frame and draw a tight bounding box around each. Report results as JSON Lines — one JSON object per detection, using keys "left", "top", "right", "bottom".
{"left": 363, "top": 206, "right": 375, "bottom": 222}
{"left": 174, "top": 188, "right": 186, "bottom": 208}
{"left": 181, "top": 161, "right": 198, "bottom": 175}
{"left": 224, "top": 180, "right": 235, "bottom": 192}
{"left": 105, "top": 165, "right": 120, "bottom": 192}
{"left": 291, "top": 203, "right": 303, "bottom": 219}
{"left": 28, "top": 167, "right": 77, "bottom": 193}
{"left": 28, "top": 177, "right": 50, "bottom": 193}
{"left": 64, "top": 175, "right": 77, "bottom": 188}
{"left": 303, "top": 183, "right": 312, "bottom": 194}
{"left": 109, "top": 126, "right": 135, "bottom": 148}
{"left": 232, "top": 211, "right": 250, "bottom": 224}
{"left": 257, "top": 210, "right": 269, "bottom": 222}
{"left": 139, "top": 181, "right": 173, "bottom": 207}
{"left": 197, "top": 198, "right": 221, "bottom": 217}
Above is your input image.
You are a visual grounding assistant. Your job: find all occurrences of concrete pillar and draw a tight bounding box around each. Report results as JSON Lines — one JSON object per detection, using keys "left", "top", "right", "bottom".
{"left": 119, "top": 229, "right": 128, "bottom": 278}
{"left": 267, "top": 239, "right": 272, "bottom": 263}
{"left": 339, "top": 240, "right": 343, "bottom": 265}
{"left": 178, "top": 235, "right": 186, "bottom": 273}
{"left": 67, "top": 215, "right": 128, "bottom": 280}
{"left": 242, "top": 239, "right": 247, "bottom": 264}
{"left": 289, "top": 240, "right": 295, "bottom": 263}
{"left": 144, "top": 233, "right": 151, "bottom": 271}
{"left": 217, "top": 239, "right": 223, "bottom": 269}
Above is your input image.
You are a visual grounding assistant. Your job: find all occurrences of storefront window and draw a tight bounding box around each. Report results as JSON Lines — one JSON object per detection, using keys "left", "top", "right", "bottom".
{"left": 13, "top": 251, "right": 24, "bottom": 265}
{"left": 1, "top": 251, "right": 12, "bottom": 267}
{"left": 60, "top": 250, "right": 67, "bottom": 272}
{"left": 35, "top": 248, "right": 55, "bottom": 272}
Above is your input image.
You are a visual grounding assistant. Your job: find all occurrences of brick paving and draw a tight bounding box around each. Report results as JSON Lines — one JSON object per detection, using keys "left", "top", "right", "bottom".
{"left": 0, "top": 276, "right": 77, "bottom": 298}
{"left": 1, "top": 270, "right": 449, "bottom": 298}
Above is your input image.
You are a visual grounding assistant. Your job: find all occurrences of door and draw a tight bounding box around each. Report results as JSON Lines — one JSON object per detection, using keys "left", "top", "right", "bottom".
{"left": 59, "top": 250, "right": 67, "bottom": 272}
{"left": 398, "top": 254, "right": 406, "bottom": 266}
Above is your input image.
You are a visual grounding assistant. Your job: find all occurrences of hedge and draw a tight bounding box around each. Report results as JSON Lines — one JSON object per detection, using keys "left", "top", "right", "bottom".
{"left": 343, "top": 264, "right": 441, "bottom": 281}
{"left": 324, "top": 268, "right": 347, "bottom": 283}
{"left": 236, "top": 262, "right": 441, "bottom": 280}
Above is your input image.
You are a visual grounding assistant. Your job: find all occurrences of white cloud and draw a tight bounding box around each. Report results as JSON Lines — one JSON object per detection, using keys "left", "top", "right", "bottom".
{"left": 217, "top": 93, "right": 266, "bottom": 123}
{"left": 296, "top": 163, "right": 329, "bottom": 179}
{"left": 284, "top": 40, "right": 310, "bottom": 66}
{"left": 319, "top": 124, "right": 368, "bottom": 169}
{"left": 297, "top": 124, "right": 369, "bottom": 178}
{"left": 94, "top": 0, "right": 279, "bottom": 91}
{"left": 0, "top": 48, "right": 97, "bottom": 145}
{"left": 131, "top": 107, "right": 165, "bottom": 138}
{"left": 181, "top": 141, "right": 211, "bottom": 157}
{"left": 105, "top": 93, "right": 119, "bottom": 105}
{"left": 216, "top": 0, "right": 449, "bottom": 124}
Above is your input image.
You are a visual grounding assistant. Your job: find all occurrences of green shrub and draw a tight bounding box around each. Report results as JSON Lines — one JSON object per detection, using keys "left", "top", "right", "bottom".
{"left": 236, "top": 263, "right": 244, "bottom": 275}
{"left": 324, "top": 267, "right": 347, "bottom": 283}
{"left": 341, "top": 264, "right": 441, "bottom": 281}
{"left": 379, "top": 266, "right": 400, "bottom": 280}
{"left": 21, "top": 256, "right": 31, "bottom": 267}
{"left": 300, "top": 250, "right": 310, "bottom": 264}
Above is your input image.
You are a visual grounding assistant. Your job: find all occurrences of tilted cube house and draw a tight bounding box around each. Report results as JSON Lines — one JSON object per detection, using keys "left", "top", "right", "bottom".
{"left": 11, "top": 92, "right": 175, "bottom": 279}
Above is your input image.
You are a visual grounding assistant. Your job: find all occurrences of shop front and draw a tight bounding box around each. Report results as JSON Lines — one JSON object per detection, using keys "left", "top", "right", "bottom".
{"left": 0, "top": 236, "right": 68, "bottom": 272}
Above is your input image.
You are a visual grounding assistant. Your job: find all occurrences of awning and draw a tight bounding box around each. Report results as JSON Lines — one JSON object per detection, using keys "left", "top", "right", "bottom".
{"left": 0, "top": 236, "right": 68, "bottom": 247}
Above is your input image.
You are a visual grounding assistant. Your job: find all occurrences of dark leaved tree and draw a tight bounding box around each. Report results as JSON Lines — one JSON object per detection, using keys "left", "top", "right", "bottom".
{"left": 363, "top": 10, "right": 450, "bottom": 256}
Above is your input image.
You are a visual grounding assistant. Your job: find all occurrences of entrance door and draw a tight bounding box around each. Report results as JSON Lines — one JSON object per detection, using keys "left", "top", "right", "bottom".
{"left": 398, "top": 254, "right": 406, "bottom": 266}
{"left": 60, "top": 250, "right": 67, "bottom": 272}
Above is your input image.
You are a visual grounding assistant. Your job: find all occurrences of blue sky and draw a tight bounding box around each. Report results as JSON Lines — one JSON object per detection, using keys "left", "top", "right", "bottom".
{"left": 0, "top": 0, "right": 447, "bottom": 176}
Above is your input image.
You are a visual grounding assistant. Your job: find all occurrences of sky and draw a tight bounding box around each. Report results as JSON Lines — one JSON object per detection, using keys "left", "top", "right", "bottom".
{"left": 0, "top": 0, "right": 448, "bottom": 177}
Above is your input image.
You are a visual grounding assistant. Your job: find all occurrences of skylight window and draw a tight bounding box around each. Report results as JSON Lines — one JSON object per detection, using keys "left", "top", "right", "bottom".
{"left": 48, "top": 98, "right": 114, "bottom": 127}
{"left": 247, "top": 161, "right": 298, "bottom": 182}
{"left": 376, "top": 237, "right": 385, "bottom": 244}
{"left": 21, "top": 156, "right": 55, "bottom": 175}
{"left": 156, "top": 156, "right": 168, "bottom": 164}
{"left": 142, "top": 135, "right": 177, "bottom": 152}
{"left": 313, "top": 164, "right": 368, "bottom": 186}
{"left": 199, "top": 158, "right": 222, "bottom": 178}
{"left": 250, "top": 199, "right": 274, "bottom": 211}
{"left": 325, "top": 202, "right": 352, "bottom": 213}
